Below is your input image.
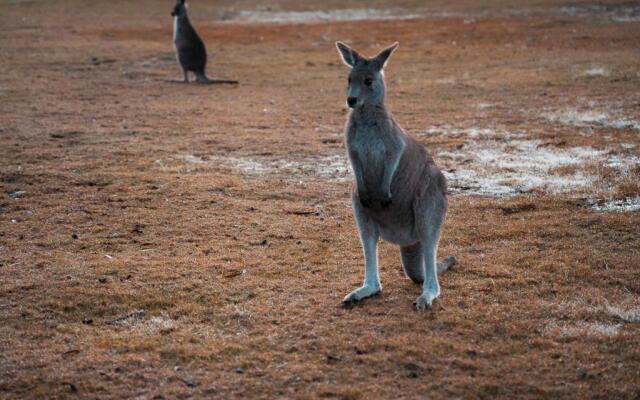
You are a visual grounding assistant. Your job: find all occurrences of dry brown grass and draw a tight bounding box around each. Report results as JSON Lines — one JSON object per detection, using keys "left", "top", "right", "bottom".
{"left": 1, "top": 0, "right": 639, "bottom": 399}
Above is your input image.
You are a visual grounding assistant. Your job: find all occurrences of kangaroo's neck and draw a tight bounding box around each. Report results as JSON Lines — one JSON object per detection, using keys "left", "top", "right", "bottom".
{"left": 350, "top": 103, "right": 392, "bottom": 127}
{"left": 174, "top": 15, "right": 192, "bottom": 38}
{"left": 175, "top": 14, "right": 190, "bottom": 24}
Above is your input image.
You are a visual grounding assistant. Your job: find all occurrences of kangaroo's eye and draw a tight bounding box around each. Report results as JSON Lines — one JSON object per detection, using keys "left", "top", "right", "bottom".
{"left": 364, "top": 78, "right": 373, "bottom": 86}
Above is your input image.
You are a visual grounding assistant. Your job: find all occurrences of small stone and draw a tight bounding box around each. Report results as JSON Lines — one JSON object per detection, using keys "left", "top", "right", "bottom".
{"left": 8, "top": 190, "right": 25, "bottom": 199}
{"left": 203, "top": 385, "right": 218, "bottom": 394}
{"left": 181, "top": 379, "right": 197, "bottom": 388}
{"left": 326, "top": 354, "right": 340, "bottom": 363}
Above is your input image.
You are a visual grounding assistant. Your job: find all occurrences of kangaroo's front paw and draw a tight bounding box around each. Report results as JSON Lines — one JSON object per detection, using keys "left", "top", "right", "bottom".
{"left": 358, "top": 191, "right": 373, "bottom": 208}
{"left": 414, "top": 291, "right": 438, "bottom": 311}
{"left": 360, "top": 197, "right": 373, "bottom": 208}
{"left": 380, "top": 195, "right": 392, "bottom": 208}
{"left": 341, "top": 284, "right": 381, "bottom": 308}
{"left": 373, "top": 190, "right": 392, "bottom": 208}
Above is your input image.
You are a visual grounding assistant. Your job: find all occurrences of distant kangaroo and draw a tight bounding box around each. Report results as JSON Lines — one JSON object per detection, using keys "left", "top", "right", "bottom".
{"left": 171, "top": 0, "right": 237, "bottom": 84}
{"left": 336, "top": 42, "right": 456, "bottom": 310}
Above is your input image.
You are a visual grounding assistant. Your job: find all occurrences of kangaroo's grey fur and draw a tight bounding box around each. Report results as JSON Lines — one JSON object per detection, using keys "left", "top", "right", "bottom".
{"left": 336, "top": 41, "right": 457, "bottom": 310}
{"left": 171, "top": 0, "right": 238, "bottom": 84}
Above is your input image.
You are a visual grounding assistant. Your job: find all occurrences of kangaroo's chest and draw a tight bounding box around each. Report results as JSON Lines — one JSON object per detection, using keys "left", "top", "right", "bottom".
{"left": 350, "top": 124, "right": 388, "bottom": 156}
{"left": 173, "top": 18, "right": 189, "bottom": 44}
{"left": 173, "top": 18, "right": 180, "bottom": 42}
{"left": 347, "top": 125, "right": 388, "bottom": 178}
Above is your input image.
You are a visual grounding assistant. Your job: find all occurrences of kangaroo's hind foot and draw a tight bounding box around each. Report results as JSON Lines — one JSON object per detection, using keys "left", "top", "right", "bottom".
{"left": 437, "top": 256, "right": 457, "bottom": 273}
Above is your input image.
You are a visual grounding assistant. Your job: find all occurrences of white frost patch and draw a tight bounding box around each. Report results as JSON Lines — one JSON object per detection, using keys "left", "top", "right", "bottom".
{"left": 433, "top": 77, "right": 457, "bottom": 85}
{"left": 304, "top": 155, "right": 352, "bottom": 182}
{"left": 423, "top": 125, "right": 522, "bottom": 139}
{"left": 224, "top": 157, "right": 269, "bottom": 175}
{"left": 269, "top": 155, "right": 351, "bottom": 182}
{"left": 560, "top": 4, "right": 640, "bottom": 22}
{"left": 476, "top": 103, "right": 495, "bottom": 110}
{"left": 581, "top": 67, "right": 610, "bottom": 77}
{"left": 222, "top": 7, "right": 598, "bottom": 25}
{"left": 604, "top": 302, "right": 640, "bottom": 323}
{"left": 570, "top": 322, "right": 621, "bottom": 337}
{"left": 606, "top": 155, "right": 640, "bottom": 173}
{"left": 591, "top": 197, "right": 640, "bottom": 213}
{"left": 543, "top": 108, "right": 640, "bottom": 130}
{"left": 230, "top": 8, "right": 420, "bottom": 24}
{"left": 110, "top": 310, "right": 176, "bottom": 335}
{"left": 606, "top": 119, "right": 640, "bottom": 130}
{"left": 183, "top": 154, "right": 207, "bottom": 164}
{"left": 183, "top": 154, "right": 270, "bottom": 174}
{"left": 546, "top": 321, "right": 621, "bottom": 338}
{"left": 133, "top": 316, "right": 175, "bottom": 335}
{"left": 544, "top": 109, "right": 608, "bottom": 126}
{"left": 183, "top": 133, "right": 638, "bottom": 196}
{"left": 440, "top": 140, "right": 609, "bottom": 196}
{"left": 612, "top": 14, "right": 640, "bottom": 22}
{"left": 184, "top": 154, "right": 352, "bottom": 182}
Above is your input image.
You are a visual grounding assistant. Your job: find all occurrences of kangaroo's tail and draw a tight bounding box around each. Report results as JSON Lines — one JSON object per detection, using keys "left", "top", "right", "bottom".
{"left": 437, "top": 256, "right": 457, "bottom": 274}
{"left": 195, "top": 71, "right": 238, "bottom": 84}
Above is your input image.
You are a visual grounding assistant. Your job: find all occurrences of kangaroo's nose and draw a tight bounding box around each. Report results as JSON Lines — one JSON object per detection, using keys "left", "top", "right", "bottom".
{"left": 347, "top": 97, "right": 357, "bottom": 108}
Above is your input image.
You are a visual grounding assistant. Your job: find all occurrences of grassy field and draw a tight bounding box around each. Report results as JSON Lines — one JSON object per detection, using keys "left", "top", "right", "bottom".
{"left": 1, "top": 0, "right": 639, "bottom": 398}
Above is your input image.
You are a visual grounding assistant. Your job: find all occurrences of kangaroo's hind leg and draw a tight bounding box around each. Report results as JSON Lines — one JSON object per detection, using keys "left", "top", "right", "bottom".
{"left": 401, "top": 243, "right": 423, "bottom": 284}
{"left": 402, "top": 244, "right": 457, "bottom": 285}
{"left": 341, "top": 195, "right": 381, "bottom": 308}
{"left": 195, "top": 70, "right": 209, "bottom": 83}
{"left": 413, "top": 179, "right": 448, "bottom": 310}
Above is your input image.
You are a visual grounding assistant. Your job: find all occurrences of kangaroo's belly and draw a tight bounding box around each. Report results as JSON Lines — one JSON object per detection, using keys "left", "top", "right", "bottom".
{"left": 356, "top": 195, "right": 417, "bottom": 245}
{"left": 374, "top": 209, "right": 418, "bottom": 245}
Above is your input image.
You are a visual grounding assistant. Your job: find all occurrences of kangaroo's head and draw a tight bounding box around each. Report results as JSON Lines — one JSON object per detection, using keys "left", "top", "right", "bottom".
{"left": 336, "top": 42, "right": 398, "bottom": 109}
{"left": 171, "top": 0, "right": 187, "bottom": 17}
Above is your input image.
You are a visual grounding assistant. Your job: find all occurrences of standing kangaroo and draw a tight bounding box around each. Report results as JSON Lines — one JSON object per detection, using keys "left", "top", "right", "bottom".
{"left": 336, "top": 42, "right": 456, "bottom": 310}
{"left": 171, "top": 0, "right": 238, "bottom": 84}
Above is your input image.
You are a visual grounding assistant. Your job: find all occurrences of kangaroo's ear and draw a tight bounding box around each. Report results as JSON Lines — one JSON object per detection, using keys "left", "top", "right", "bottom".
{"left": 372, "top": 42, "right": 399, "bottom": 70}
{"left": 336, "top": 42, "right": 362, "bottom": 68}
{"left": 180, "top": 0, "right": 185, "bottom": 4}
